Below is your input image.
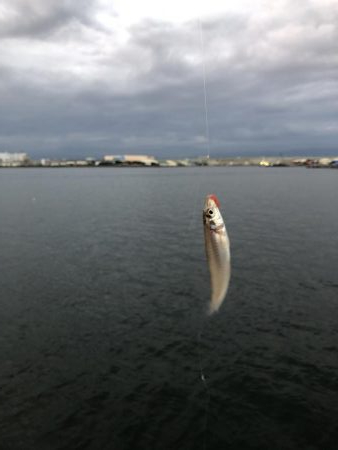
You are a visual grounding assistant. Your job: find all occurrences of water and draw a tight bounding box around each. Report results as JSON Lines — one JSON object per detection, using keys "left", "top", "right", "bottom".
{"left": 0, "top": 167, "right": 337, "bottom": 450}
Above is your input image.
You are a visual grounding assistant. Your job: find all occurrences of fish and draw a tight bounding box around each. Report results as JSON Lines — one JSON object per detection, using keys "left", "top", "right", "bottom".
{"left": 203, "top": 194, "right": 231, "bottom": 314}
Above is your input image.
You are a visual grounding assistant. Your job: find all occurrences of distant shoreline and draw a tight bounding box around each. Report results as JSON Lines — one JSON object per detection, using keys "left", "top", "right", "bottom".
{"left": 1, "top": 154, "right": 337, "bottom": 169}
{"left": 1, "top": 163, "right": 337, "bottom": 169}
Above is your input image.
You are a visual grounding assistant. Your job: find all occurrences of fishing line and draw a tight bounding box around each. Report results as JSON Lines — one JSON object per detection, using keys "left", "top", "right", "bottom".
{"left": 197, "top": 318, "right": 211, "bottom": 450}
{"left": 196, "top": 15, "right": 213, "bottom": 449}
{"left": 198, "top": 18, "right": 211, "bottom": 160}
{"left": 186, "top": 17, "right": 211, "bottom": 233}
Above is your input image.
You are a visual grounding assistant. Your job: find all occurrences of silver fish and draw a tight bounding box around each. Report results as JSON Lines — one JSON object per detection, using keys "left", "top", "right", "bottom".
{"left": 203, "top": 194, "right": 231, "bottom": 314}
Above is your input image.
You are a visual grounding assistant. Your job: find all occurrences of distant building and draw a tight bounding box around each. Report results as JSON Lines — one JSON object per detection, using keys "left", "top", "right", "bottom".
{"left": 102, "top": 154, "right": 159, "bottom": 166}
{"left": 47, "top": 160, "right": 90, "bottom": 167}
{"left": 85, "top": 157, "right": 96, "bottom": 165}
{"left": 205, "top": 159, "right": 220, "bottom": 167}
{"left": 292, "top": 158, "right": 307, "bottom": 166}
{"left": 160, "top": 159, "right": 178, "bottom": 167}
{"left": 259, "top": 160, "right": 271, "bottom": 167}
{"left": 0, "top": 152, "right": 29, "bottom": 166}
{"left": 318, "top": 158, "right": 332, "bottom": 166}
{"left": 124, "top": 155, "right": 159, "bottom": 166}
{"left": 103, "top": 155, "right": 124, "bottom": 163}
{"left": 176, "top": 159, "right": 192, "bottom": 167}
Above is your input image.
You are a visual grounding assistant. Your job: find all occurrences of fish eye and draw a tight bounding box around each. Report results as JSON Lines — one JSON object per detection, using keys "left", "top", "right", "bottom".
{"left": 208, "top": 210, "right": 213, "bottom": 215}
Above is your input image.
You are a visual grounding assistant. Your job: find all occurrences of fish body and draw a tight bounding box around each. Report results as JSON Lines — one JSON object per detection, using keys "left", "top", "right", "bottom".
{"left": 203, "top": 194, "right": 231, "bottom": 314}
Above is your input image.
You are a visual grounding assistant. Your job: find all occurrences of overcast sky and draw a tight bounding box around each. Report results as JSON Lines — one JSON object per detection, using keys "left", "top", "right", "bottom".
{"left": 1, "top": 0, "right": 337, "bottom": 159}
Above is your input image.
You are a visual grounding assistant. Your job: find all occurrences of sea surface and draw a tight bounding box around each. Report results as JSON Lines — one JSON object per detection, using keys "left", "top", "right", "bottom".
{"left": 0, "top": 167, "right": 337, "bottom": 450}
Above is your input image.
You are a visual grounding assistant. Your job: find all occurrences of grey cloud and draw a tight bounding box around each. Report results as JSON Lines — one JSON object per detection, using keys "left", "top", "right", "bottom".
{"left": 0, "top": 0, "right": 98, "bottom": 38}
{"left": 0, "top": 0, "right": 338, "bottom": 158}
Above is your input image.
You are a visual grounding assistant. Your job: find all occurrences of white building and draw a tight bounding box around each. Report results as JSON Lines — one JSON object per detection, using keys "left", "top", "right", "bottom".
{"left": 160, "top": 159, "right": 178, "bottom": 167}
{"left": 318, "top": 158, "right": 333, "bottom": 166}
{"left": 103, "top": 155, "right": 123, "bottom": 163}
{"left": 0, "top": 152, "right": 28, "bottom": 166}
{"left": 124, "top": 155, "right": 158, "bottom": 166}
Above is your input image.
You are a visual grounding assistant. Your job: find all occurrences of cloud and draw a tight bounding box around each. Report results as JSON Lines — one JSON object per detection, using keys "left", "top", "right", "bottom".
{"left": 0, "top": 0, "right": 338, "bottom": 158}
{"left": 0, "top": 0, "right": 99, "bottom": 38}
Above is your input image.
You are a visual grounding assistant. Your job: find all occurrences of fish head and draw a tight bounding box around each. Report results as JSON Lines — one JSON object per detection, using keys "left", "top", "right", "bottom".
{"left": 203, "top": 194, "right": 223, "bottom": 227}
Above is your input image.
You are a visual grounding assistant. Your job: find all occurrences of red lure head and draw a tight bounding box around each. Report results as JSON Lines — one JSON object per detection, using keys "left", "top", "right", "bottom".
{"left": 208, "top": 194, "right": 220, "bottom": 208}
